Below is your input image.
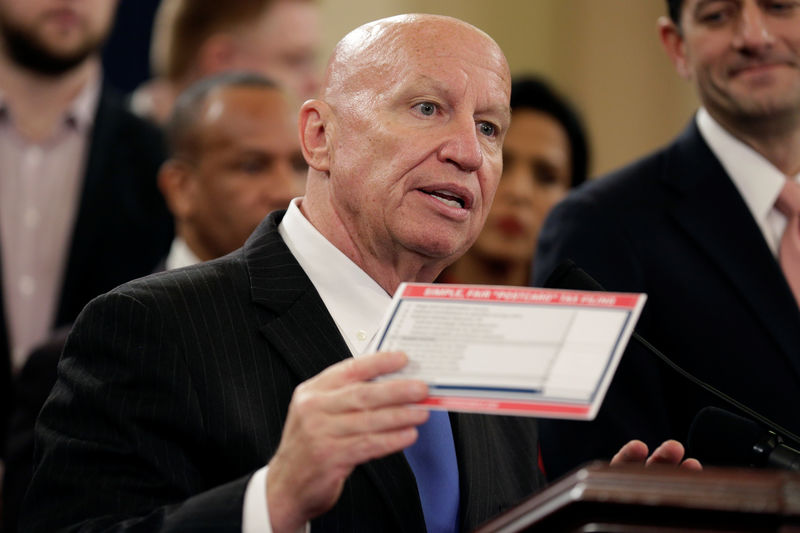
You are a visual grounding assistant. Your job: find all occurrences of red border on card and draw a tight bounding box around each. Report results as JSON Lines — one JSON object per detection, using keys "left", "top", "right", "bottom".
{"left": 420, "top": 396, "right": 591, "bottom": 416}
{"left": 400, "top": 283, "right": 640, "bottom": 309}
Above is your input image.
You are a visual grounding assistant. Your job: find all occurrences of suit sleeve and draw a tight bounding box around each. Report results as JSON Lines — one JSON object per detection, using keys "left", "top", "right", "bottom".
{"left": 20, "top": 288, "right": 252, "bottom": 532}
{"left": 532, "top": 195, "right": 674, "bottom": 481}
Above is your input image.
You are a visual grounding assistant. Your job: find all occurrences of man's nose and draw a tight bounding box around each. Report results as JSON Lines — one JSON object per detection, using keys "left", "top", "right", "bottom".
{"left": 733, "top": 2, "right": 776, "bottom": 52}
{"left": 438, "top": 116, "right": 484, "bottom": 172}
{"left": 502, "top": 164, "right": 538, "bottom": 204}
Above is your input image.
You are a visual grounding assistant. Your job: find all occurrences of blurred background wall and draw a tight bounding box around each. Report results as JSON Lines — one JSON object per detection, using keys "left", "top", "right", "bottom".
{"left": 104, "top": 0, "right": 698, "bottom": 177}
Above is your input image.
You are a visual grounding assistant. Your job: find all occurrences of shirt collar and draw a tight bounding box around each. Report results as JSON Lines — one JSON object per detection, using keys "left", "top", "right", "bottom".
{"left": 65, "top": 69, "right": 101, "bottom": 131}
{"left": 278, "top": 198, "right": 392, "bottom": 356}
{"left": 696, "top": 108, "right": 791, "bottom": 236}
{"left": 0, "top": 68, "right": 101, "bottom": 132}
{"left": 165, "top": 237, "right": 202, "bottom": 271}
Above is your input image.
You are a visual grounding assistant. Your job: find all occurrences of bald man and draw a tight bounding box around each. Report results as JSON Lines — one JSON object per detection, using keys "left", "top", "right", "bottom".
{"left": 22, "top": 15, "right": 695, "bottom": 533}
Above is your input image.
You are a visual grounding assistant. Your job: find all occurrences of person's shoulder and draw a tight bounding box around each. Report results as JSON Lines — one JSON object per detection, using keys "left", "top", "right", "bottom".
{"left": 94, "top": 84, "right": 166, "bottom": 156}
{"left": 539, "top": 134, "right": 687, "bottom": 248}
{"left": 552, "top": 129, "right": 696, "bottom": 230}
{"left": 98, "top": 250, "right": 249, "bottom": 311}
{"left": 577, "top": 142, "right": 675, "bottom": 205}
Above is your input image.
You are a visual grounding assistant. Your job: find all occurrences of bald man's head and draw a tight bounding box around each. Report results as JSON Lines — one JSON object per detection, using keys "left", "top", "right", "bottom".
{"left": 321, "top": 15, "right": 509, "bottom": 115}
{"left": 298, "top": 14, "right": 510, "bottom": 293}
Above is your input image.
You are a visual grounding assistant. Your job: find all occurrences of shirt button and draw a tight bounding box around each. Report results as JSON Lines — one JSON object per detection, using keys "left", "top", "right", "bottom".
{"left": 19, "top": 275, "right": 35, "bottom": 296}
{"left": 356, "top": 330, "right": 367, "bottom": 341}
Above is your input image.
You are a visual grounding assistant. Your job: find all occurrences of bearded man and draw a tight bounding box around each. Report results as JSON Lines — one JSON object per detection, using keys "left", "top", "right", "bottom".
{"left": 0, "top": 1, "right": 172, "bottom": 528}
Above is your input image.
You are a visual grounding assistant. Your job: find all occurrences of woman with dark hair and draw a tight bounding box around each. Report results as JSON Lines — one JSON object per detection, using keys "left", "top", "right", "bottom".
{"left": 440, "top": 76, "right": 589, "bottom": 286}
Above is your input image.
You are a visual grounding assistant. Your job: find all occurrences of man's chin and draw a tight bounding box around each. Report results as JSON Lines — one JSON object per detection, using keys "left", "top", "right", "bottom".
{"left": 1, "top": 25, "right": 101, "bottom": 75}
{"left": 410, "top": 237, "right": 473, "bottom": 265}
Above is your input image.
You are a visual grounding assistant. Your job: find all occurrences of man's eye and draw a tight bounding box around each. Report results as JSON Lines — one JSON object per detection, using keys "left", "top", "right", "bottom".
{"left": 415, "top": 102, "right": 437, "bottom": 116}
{"left": 765, "top": 1, "right": 800, "bottom": 15}
{"left": 696, "top": 1, "right": 735, "bottom": 24}
{"left": 478, "top": 121, "right": 496, "bottom": 137}
{"left": 237, "top": 156, "right": 271, "bottom": 174}
{"left": 699, "top": 10, "right": 728, "bottom": 23}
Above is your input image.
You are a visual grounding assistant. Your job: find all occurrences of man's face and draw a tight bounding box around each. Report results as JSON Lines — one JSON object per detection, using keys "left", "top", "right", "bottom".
{"left": 232, "top": 0, "right": 320, "bottom": 101}
{"left": 0, "top": 0, "right": 117, "bottom": 74}
{"left": 324, "top": 19, "right": 510, "bottom": 265}
{"left": 183, "top": 86, "right": 306, "bottom": 259}
{"left": 664, "top": 0, "right": 800, "bottom": 123}
{"left": 472, "top": 109, "right": 572, "bottom": 264}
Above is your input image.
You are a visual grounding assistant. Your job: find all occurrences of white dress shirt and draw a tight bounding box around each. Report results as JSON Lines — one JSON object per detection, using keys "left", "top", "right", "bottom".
{"left": 696, "top": 108, "right": 800, "bottom": 257}
{"left": 0, "top": 70, "right": 101, "bottom": 373}
{"left": 243, "top": 199, "right": 392, "bottom": 532}
{"left": 164, "top": 237, "right": 202, "bottom": 271}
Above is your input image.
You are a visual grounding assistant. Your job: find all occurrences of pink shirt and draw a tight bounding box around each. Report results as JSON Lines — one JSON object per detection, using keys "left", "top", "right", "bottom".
{"left": 0, "top": 76, "right": 100, "bottom": 373}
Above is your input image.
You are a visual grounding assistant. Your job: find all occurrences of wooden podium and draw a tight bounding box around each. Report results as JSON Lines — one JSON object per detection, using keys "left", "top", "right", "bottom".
{"left": 474, "top": 463, "right": 800, "bottom": 532}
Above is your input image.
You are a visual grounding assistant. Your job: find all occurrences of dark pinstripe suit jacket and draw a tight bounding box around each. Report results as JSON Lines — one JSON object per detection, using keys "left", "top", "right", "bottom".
{"left": 22, "top": 210, "right": 545, "bottom": 532}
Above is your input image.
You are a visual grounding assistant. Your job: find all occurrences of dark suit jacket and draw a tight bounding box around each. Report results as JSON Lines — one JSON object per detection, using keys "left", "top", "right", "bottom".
{"left": 21, "top": 210, "right": 545, "bottom": 532}
{"left": 532, "top": 119, "right": 800, "bottom": 480}
{"left": 0, "top": 84, "right": 173, "bottom": 460}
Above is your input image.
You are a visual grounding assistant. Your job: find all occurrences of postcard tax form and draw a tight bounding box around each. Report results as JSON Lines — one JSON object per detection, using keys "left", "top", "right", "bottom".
{"left": 370, "top": 283, "right": 647, "bottom": 420}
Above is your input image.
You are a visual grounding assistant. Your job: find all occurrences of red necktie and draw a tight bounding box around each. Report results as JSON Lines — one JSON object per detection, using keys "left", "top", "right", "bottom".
{"left": 775, "top": 180, "right": 800, "bottom": 306}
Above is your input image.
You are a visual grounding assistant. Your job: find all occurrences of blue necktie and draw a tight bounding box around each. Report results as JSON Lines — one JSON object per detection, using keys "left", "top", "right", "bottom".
{"left": 403, "top": 410, "right": 460, "bottom": 533}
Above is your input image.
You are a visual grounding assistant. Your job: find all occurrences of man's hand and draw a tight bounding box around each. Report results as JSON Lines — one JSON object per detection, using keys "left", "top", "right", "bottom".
{"left": 610, "top": 439, "right": 702, "bottom": 470}
{"left": 265, "top": 351, "right": 429, "bottom": 533}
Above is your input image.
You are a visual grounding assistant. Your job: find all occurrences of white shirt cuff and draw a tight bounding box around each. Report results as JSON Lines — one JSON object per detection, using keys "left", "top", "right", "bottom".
{"left": 242, "top": 465, "right": 309, "bottom": 533}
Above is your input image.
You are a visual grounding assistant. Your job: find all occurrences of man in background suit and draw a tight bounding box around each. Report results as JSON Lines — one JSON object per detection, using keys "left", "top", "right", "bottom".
{"left": 22, "top": 14, "right": 695, "bottom": 533}
{"left": 0, "top": 0, "right": 172, "bottom": 527}
{"left": 157, "top": 71, "right": 306, "bottom": 270}
{"left": 533, "top": 0, "right": 800, "bottom": 480}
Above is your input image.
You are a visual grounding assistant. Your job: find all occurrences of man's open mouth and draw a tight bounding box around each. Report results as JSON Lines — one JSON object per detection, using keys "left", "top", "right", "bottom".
{"left": 421, "top": 188, "right": 467, "bottom": 209}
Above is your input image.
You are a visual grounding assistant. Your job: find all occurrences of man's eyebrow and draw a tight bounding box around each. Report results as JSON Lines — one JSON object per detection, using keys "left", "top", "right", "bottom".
{"left": 406, "top": 75, "right": 511, "bottom": 121}
{"left": 485, "top": 105, "right": 511, "bottom": 127}
{"left": 693, "top": 0, "right": 728, "bottom": 18}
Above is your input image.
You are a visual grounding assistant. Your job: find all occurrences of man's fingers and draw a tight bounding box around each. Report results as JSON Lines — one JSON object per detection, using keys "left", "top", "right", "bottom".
{"left": 339, "top": 426, "right": 421, "bottom": 465}
{"left": 311, "top": 351, "right": 410, "bottom": 389}
{"left": 331, "top": 378, "right": 428, "bottom": 411}
{"left": 610, "top": 439, "right": 648, "bottom": 465}
{"left": 293, "top": 378, "right": 428, "bottom": 420}
{"left": 680, "top": 458, "right": 703, "bottom": 470}
{"left": 293, "top": 355, "right": 428, "bottom": 418}
{"left": 611, "top": 439, "right": 703, "bottom": 470}
{"left": 330, "top": 405, "right": 430, "bottom": 437}
{"left": 645, "top": 439, "right": 685, "bottom": 466}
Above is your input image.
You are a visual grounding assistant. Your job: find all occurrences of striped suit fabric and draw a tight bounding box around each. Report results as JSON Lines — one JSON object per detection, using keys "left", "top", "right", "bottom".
{"left": 22, "top": 210, "right": 545, "bottom": 532}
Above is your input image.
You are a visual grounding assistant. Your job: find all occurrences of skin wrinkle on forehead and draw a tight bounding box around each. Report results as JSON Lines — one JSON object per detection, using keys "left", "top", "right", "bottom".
{"left": 323, "top": 14, "right": 509, "bottom": 113}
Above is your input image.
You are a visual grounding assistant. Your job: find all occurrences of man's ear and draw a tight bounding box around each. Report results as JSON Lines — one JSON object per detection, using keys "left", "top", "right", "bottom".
{"left": 157, "top": 159, "right": 196, "bottom": 220}
{"left": 658, "top": 16, "right": 691, "bottom": 80}
{"left": 299, "top": 100, "right": 332, "bottom": 172}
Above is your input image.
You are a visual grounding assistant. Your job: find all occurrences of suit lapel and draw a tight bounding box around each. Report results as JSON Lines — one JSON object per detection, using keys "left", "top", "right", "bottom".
{"left": 0, "top": 237, "right": 10, "bottom": 451}
{"left": 663, "top": 122, "right": 800, "bottom": 376}
{"left": 245, "top": 211, "right": 426, "bottom": 531}
{"left": 57, "top": 86, "right": 120, "bottom": 326}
